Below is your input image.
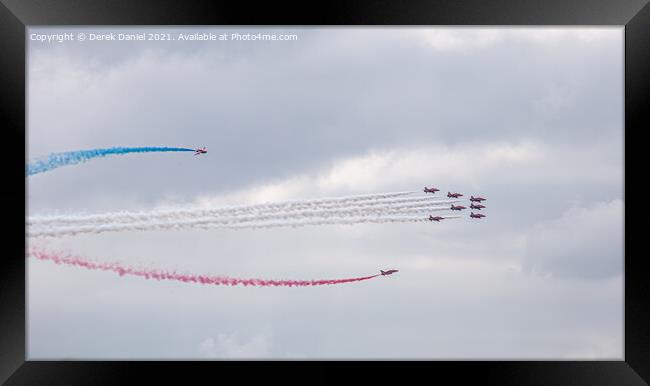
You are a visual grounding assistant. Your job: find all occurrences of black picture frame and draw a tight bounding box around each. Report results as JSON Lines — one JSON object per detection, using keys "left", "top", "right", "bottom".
{"left": 1, "top": 0, "right": 648, "bottom": 384}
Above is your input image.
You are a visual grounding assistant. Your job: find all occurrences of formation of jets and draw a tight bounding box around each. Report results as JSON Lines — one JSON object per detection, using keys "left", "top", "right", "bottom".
{"left": 423, "top": 185, "right": 487, "bottom": 220}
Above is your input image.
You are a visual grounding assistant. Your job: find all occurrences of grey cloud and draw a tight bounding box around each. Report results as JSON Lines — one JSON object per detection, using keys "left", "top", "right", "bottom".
{"left": 523, "top": 200, "right": 623, "bottom": 280}
{"left": 198, "top": 332, "right": 272, "bottom": 358}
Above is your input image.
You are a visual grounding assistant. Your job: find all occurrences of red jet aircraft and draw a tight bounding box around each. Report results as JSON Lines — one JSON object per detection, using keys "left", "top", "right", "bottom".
{"left": 450, "top": 204, "right": 466, "bottom": 211}
{"left": 447, "top": 192, "right": 463, "bottom": 198}
{"left": 424, "top": 186, "right": 440, "bottom": 194}
{"left": 380, "top": 269, "right": 399, "bottom": 276}
{"left": 470, "top": 212, "right": 486, "bottom": 219}
{"left": 428, "top": 215, "right": 446, "bottom": 222}
{"left": 470, "top": 203, "right": 486, "bottom": 210}
{"left": 469, "top": 195, "right": 486, "bottom": 202}
{"left": 194, "top": 147, "right": 208, "bottom": 155}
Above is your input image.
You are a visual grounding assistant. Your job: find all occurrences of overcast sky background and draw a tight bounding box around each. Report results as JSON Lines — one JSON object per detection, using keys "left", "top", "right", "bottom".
{"left": 27, "top": 27, "right": 623, "bottom": 359}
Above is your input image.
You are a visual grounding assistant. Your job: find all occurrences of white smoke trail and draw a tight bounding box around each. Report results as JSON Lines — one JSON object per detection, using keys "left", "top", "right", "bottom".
{"left": 28, "top": 208, "right": 459, "bottom": 238}
{"left": 27, "top": 204, "right": 454, "bottom": 239}
{"left": 29, "top": 203, "right": 445, "bottom": 230}
{"left": 29, "top": 214, "right": 462, "bottom": 238}
{"left": 29, "top": 192, "right": 424, "bottom": 225}
{"left": 28, "top": 205, "right": 445, "bottom": 234}
{"left": 195, "top": 215, "right": 463, "bottom": 231}
{"left": 29, "top": 196, "right": 459, "bottom": 227}
{"left": 147, "top": 201, "right": 452, "bottom": 225}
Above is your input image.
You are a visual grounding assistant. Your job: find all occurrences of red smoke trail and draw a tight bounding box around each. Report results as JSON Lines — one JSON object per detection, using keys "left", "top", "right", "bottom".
{"left": 27, "top": 248, "right": 379, "bottom": 287}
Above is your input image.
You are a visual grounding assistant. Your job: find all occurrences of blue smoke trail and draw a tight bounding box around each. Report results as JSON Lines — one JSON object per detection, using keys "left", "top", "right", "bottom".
{"left": 27, "top": 146, "right": 195, "bottom": 176}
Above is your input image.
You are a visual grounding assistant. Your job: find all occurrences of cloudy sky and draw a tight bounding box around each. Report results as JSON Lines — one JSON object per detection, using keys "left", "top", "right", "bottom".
{"left": 26, "top": 27, "right": 623, "bottom": 359}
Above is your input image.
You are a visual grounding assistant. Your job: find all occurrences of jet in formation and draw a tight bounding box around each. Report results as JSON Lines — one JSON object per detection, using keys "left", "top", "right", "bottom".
{"left": 470, "top": 212, "right": 486, "bottom": 219}
{"left": 469, "top": 195, "right": 486, "bottom": 202}
{"left": 447, "top": 192, "right": 463, "bottom": 198}
{"left": 428, "top": 215, "right": 446, "bottom": 222}
{"left": 470, "top": 203, "right": 486, "bottom": 210}
{"left": 423, "top": 186, "right": 440, "bottom": 194}
{"left": 450, "top": 204, "right": 467, "bottom": 211}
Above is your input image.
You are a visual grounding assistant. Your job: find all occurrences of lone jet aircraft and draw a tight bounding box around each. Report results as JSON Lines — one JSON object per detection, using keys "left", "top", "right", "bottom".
{"left": 194, "top": 147, "right": 208, "bottom": 155}
{"left": 380, "top": 269, "right": 399, "bottom": 276}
